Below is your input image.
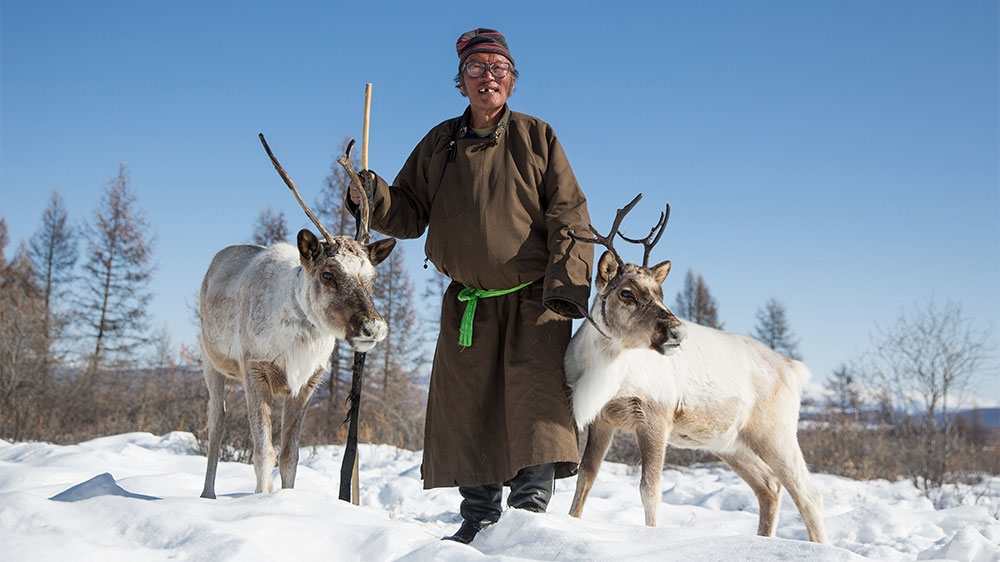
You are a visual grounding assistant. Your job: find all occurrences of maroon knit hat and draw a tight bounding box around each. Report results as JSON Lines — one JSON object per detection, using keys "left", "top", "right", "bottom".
{"left": 455, "top": 28, "right": 514, "bottom": 68}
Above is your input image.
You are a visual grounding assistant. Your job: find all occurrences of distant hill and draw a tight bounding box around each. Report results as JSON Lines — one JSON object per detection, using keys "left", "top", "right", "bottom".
{"left": 799, "top": 381, "right": 1000, "bottom": 429}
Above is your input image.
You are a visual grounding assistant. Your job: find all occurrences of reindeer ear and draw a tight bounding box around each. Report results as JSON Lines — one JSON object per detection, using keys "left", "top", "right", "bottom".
{"left": 367, "top": 238, "right": 396, "bottom": 266}
{"left": 297, "top": 229, "right": 323, "bottom": 263}
{"left": 596, "top": 251, "right": 619, "bottom": 289}
{"left": 650, "top": 260, "right": 672, "bottom": 285}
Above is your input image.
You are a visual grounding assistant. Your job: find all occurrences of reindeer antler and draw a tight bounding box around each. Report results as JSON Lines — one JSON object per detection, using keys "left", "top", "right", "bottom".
{"left": 619, "top": 203, "right": 670, "bottom": 267}
{"left": 569, "top": 193, "right": 644, "bottom": 270}
{"left": 336, "top": 140, "right": 372, "bottom": 245}
{"left": 259, "top": 133, "right": 336, "bottom": 246}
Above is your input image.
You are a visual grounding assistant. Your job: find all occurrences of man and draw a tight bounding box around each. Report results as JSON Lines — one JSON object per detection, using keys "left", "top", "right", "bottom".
{"left": 348, "top": 28, "right": 593, "bottom": 544}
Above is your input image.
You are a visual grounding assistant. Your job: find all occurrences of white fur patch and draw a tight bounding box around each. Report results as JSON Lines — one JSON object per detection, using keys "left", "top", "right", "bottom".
{"left": 334, "top": 248, "right": 375, "bottom": 280}
{"left": 566, "top": 320, "right": 811, "bottom": 430}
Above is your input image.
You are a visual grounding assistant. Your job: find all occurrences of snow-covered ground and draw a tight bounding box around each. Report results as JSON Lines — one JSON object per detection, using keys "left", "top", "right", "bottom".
{"left": 1, "top": 432, "right": 997, "bottom": 561}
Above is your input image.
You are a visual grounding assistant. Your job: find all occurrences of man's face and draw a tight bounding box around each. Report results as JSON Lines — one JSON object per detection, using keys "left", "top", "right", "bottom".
{"left": 459, "top": 53, "right": 515, "bottom": 115}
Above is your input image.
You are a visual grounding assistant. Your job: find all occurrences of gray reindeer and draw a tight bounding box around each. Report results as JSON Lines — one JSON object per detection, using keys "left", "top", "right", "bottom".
{"left": 199, "top": 143, "right": 394, "bottom": 498}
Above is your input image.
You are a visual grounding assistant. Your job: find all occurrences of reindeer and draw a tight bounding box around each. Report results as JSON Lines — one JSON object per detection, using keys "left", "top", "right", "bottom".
{"left": 198, "top": 141, "right": 395, "bottom": 498}
{"left": 564, "top": 194, "right": 826, "bottom": 543}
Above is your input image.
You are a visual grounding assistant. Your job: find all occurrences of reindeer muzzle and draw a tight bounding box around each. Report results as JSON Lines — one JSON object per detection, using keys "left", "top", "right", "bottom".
{"left": 651, "top": 319, "right": 686, "bottom": 356}
{"left": 348, "top": 317, "right": 388, "bottom": 352}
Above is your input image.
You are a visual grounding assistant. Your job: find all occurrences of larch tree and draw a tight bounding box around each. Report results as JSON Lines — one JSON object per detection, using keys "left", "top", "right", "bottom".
{"left": 826, "top": 363, "right": 861, "bottom": 420}
{"left": 29, "top": 189, "right": 78, "bottom": 368}
{"left": 364, "top": 242, "right": 428, "bottom": 448}
{"left": 751, "top": 297, "right": 801, "bottom": 360}
{"left": 79, "top": 163, "right": 157, "bottom": 377}
{"left": 673, "top": 268, "right": 724, "bottom": 329}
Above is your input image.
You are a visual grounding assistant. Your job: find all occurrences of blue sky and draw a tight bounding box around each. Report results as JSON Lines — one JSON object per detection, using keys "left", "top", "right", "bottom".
{"left": 2, "top": 1, "right": 998, "bottom": 403}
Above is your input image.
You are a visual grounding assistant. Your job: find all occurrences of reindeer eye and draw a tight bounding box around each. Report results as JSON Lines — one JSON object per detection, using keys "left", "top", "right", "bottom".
{"left": 620, "top": 289, "right": 636, "bottom": 303}
{"left": 322, "top": 272, "right": 340, "bottom": 291}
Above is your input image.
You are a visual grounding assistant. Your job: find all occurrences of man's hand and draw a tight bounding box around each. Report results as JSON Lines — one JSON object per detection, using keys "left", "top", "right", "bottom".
{"left": 350, "top": 170, "right": 375, "bottom": 205}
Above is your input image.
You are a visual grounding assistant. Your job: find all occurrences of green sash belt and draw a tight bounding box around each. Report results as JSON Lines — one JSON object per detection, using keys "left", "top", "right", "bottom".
{"left": 457, "top": 281, "right": 533, "bottom": 347}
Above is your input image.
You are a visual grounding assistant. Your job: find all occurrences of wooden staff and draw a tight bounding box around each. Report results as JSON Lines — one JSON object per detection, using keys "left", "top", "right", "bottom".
{"left": 339, "top": 83, "right": 373, "bottom": 505}
{"left": 363, "top": 83, "right": 372, "bottom": 170}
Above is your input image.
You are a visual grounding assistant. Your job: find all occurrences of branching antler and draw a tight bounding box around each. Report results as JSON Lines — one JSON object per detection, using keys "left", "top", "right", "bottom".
{"left": 619, "top": 203, "right": 670, "bottom": 267}
{"left": 258, "top": 133, "right": 335, "bottom": 245}
{"left": 336, "top": 140, "right": 372, "bottom": 245}
{"left": 569, "top": 193, "right": 644, "bottom": 271}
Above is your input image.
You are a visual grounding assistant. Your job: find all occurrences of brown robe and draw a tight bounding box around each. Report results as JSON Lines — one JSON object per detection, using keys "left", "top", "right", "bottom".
{"left": 363, "top": 105, "right": 593, "bottom": 488}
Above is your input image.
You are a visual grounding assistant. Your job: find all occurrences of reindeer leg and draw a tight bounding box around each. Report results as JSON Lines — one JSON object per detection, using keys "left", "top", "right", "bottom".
{"left": 278, "top": 370, "right": 322, "bottom": 490}
{"left": 717, "top": 445, "right": 782, "bottom": 537}
{"left": 200, "top": 364, "right": 227, "bottom": 499}
{"left": 570, "top": 418, "right": 615, "bottom": 519}
{"left": 635, "top": 408, "right": 669, "bottom": 527}
{"left": 245, "top": 362, "right": 277, "bottom": 494}
{"left": 750, "top": 431, "right": 827, "bottom": 543}
{"left": 771, "top": 445, "right": 827, "bottom": 543}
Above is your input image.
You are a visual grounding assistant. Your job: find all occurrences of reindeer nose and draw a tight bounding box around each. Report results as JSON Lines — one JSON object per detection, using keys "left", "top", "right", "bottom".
{"left": 348, "top": 317, "right": 388, "bottom": 352}
{"left": 362, "top": 317, "right": 388, "bottom": 342}
{"left": 669, "top": 322, "right": 687, "bottom": 344}
{"left": 651, "top": 314, "right": 686, "bottom": 355}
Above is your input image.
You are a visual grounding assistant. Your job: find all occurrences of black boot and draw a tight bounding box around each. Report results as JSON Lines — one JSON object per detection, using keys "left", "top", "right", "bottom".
{"left": 442, "top": 518, "right": 494, "bottom": 544}
{"left": 443, "top": 483, "right": 502, "bottom": 544}
{"left": 507, "top": 463, "right": 555, "bottom": 513}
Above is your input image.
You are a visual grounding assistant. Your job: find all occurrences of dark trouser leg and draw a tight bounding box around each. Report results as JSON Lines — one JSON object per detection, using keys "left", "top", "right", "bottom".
{"left": 459, "top": 483, "right": 503, "bottom": 523}
{"left": 507, "top": 463, "right": 555, "bottom": 513}
{"left": 444, "top": 483, "right": 502, "bottom": 544}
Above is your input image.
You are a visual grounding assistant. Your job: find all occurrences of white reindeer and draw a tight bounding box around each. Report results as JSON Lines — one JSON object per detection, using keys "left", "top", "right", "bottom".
{"left": 199, "top": 143, "right": 395, "bottom": 498}
{"left": 564, "top": 195, "right": 826, "bottom": 543}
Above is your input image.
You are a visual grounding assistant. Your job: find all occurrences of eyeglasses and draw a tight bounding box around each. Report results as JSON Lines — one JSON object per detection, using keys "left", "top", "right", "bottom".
{"left": 462, "top": 61, "right": 512, "bottom": 79}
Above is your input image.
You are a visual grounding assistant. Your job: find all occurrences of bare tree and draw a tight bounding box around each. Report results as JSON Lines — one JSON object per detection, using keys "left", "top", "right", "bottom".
{"left": 673, "top": 268, "right": 723, "bottom": 329}
{"left": 0, "top": 234, "right": 48, "bottom": 439}
{"left": 363, "top": 242, "right": 428, "bottom": 448}
{"left": 870, "top": 298, "right": 992, "bottom": 425}
{"left": 29, "top": 189, "right": 78, "bottom": 367}
{"left": 864, "top": 297, "right": 995, "bottom": 489}
{"left": 752, "top": 298, "right": 801, "bottom": 359}
{"left": 251, "top": 204, "right": 288, "bottom": 245}
{"left": 79, "top": 163, "right": 157, "bottom": 375}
